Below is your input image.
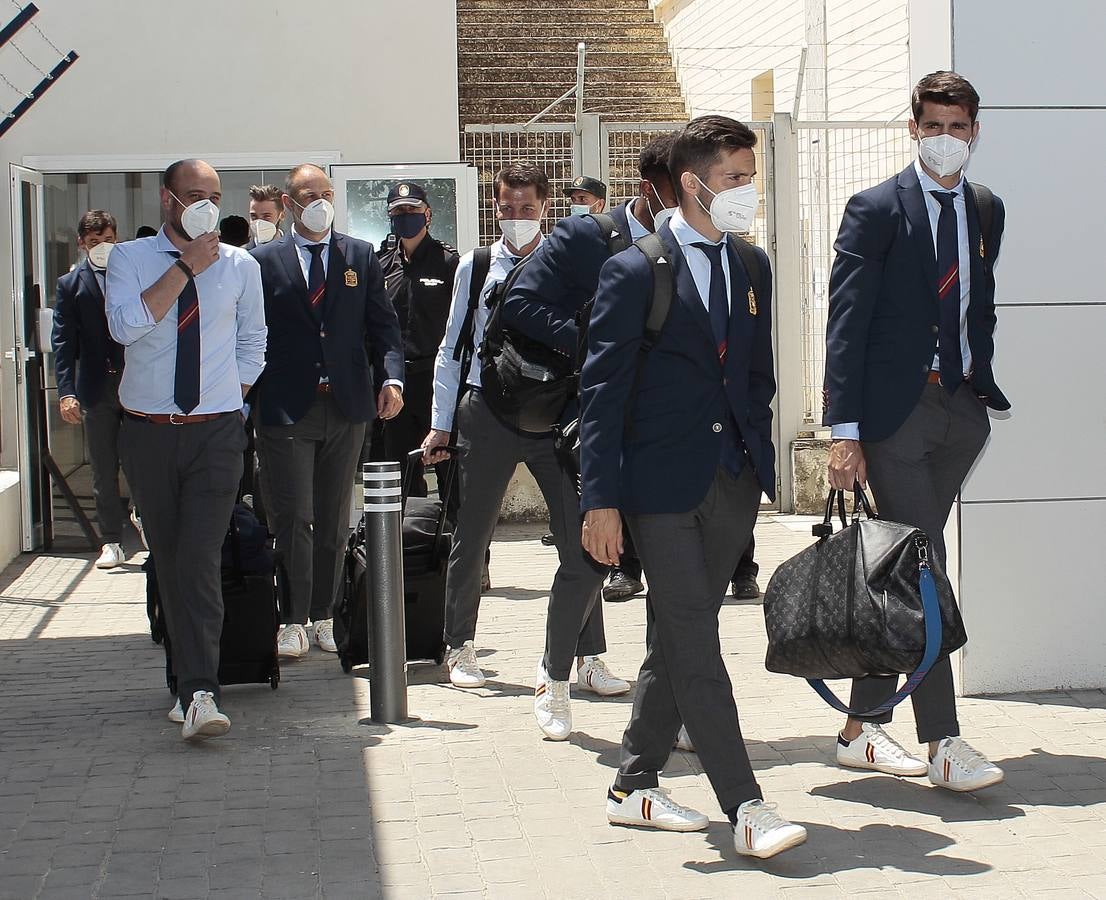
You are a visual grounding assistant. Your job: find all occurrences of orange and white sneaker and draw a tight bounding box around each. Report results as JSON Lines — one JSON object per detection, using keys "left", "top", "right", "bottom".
{"left": 534, "top": 662, "right": 571, "bottom": 740}
{"left": 732, "top": 800, "right": 807, "bottom": 858}
{"left": 606, "top": 786, "right": 708, "bottom": 832}
{"left": 576, "top": 656, "right": 630, "bottom": 696}
{"left": 180, "top": 691, "right": 230, "bottom": 742}
{"left": 836, "top": 723, "right": 927, "bottom": 776}
{"left": 928, "top": 737, "right": 1004, "bottom": 792}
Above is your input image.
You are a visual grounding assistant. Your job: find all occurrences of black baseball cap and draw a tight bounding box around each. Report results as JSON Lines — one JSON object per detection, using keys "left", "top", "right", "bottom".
{"left": 563, "top": 175, "right": 607, "bottom": 200}
{"left": 387, "top": 182, "right": 429, "bottom": 210}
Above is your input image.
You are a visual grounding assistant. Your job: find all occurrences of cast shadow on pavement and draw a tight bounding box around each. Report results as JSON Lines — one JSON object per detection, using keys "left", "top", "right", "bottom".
{"left": 689, "top": 820, "right": 991, "bottom": 878}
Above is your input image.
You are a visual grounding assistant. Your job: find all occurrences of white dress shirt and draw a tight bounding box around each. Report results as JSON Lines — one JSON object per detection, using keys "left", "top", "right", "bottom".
{"left": 105, "top": 227, "right": 267, "bottom": 415}
{"left": 431, "top": 237, "right": 543, "bottom": 432}
{"left": 831, "top": 160, "right": 973, "bottom": 441}
{"left": 669, "top": 208, "right": 733, "bottom": 311}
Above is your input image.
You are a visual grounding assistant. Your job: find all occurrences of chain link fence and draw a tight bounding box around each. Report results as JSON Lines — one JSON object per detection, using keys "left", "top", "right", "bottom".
{"left": 797, "top": 122, "right": 913, "bottom": 423}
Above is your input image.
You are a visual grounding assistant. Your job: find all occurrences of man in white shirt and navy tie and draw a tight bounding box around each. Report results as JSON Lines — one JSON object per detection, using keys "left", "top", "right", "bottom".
{"left": 107, "top": 159, "right": 267, "bottom": 741}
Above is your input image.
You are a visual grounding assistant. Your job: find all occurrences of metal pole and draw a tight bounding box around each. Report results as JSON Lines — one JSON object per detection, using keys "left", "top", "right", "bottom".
{"left": 363, "top": 461, "right": 408, "bottom": 723}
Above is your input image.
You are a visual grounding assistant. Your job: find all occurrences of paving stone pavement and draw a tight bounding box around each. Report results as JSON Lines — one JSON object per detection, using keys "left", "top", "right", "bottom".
{"left": 1, "top": 516, "right": 1105, "bottom": 899}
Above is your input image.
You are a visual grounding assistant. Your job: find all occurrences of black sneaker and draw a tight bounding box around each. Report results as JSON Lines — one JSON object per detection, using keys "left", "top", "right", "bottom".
{"left": 603, "top": 571, "right": 644, "bottom": 603}
{"left": 731, "top": 574, "right": 760, "bottom": 600}
{"left": 540, "top": 532, "right": 555, "bottom": 546}
{"left": 480, "top": 563, "right": 492, "bottom": 594}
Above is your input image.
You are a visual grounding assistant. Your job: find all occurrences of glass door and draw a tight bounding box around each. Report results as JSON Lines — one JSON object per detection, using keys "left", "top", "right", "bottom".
{"left": 9, "top": 164, "right": 48, "bottom": 550}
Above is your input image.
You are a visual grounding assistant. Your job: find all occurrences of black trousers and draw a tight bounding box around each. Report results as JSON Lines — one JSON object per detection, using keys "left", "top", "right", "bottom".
{"left": 82, "top": 373, "right": 126, "bottom": 543}
{"left": 618, "top": 519, "right": 757, "bottom": 583}
{"left": 120, "top": 413, "right": 244, "bottom": 710}
{"left": 849, "top": 384, "right": 990, "bottom": 741}
{"left": 616, "top": 466, "right": 763, "bottom": 812}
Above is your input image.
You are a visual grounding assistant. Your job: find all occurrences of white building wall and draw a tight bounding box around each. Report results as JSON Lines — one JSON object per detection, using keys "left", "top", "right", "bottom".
{"left": 653, "top": 0, "right": 909, "bottom": 121}
{"left": 912, "top": 0, "right": 1106, "bottom": 693}
{"left": 0, "top": 0, "right": 459, "bottom": 562}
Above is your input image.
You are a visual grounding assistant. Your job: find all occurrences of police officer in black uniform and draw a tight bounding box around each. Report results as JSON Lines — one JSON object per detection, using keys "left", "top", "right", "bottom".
{"left": 374, "top": 182, "right": 460, "bottom": 493}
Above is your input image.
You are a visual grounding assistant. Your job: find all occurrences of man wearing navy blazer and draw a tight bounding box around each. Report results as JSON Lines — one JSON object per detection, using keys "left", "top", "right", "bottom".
{"left": 253, "top": 164, "right": 404, "bottom": 660}
{"left": 579, "top": 116, "right": 805, "bottom": 859}
{"left": 824, "top": 72, "right": 1008, "bottom": 793}
{"left": 52, "top": 210, "right": 128, "bottom": 569}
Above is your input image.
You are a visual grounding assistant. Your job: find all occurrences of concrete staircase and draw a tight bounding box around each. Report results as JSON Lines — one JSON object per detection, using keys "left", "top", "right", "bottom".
{"left": 457, "top": 0, "right": 688, "bottom": 126}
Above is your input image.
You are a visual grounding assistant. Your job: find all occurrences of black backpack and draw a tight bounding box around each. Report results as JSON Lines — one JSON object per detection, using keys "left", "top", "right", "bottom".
{"left": 477, "top": 214, "right": 629, "bottom": 434}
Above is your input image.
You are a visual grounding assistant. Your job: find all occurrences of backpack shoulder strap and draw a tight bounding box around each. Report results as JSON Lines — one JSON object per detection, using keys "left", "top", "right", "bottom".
{"left": 969, "top": 182, "right": 994, "bottom": 255}
{"left": 452, "top": 246, "right": 492, "bottom": 363}
{"left": 586, "top": 212, "right": 629, "bottom": 256}
{"left": 634, "top": 232, "right": 673, "bottom": 351}
{"left": 728, "top": 235, "right": 765, "bottom": 305}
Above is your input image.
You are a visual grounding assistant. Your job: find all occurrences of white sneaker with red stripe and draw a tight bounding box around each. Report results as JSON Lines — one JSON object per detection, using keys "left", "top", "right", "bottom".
{"left": 606, "top": 786, "right": 708, "bottom": 832}
{"left": 836, "top": 723, "right": 928, "bottom": 776}
{"left": 732, "top": 800, "right": 807, "bottom": 859}
{"left": 534, "top": 661, "right": 572, "bottom": 740}
{"left": 928, "top": 737, "right": 1004, "bottom": 792}
{"left": 576, "top": 656, "right": 630, "bottom": 696}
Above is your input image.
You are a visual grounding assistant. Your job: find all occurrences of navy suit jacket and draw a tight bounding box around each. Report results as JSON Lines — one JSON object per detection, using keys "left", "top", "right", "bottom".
{"left": 51, "top": 260, "right": 124, "bottom": 406}
{"left": 823, "top": 164, "right": 1010, "bottom": 442}
{"left": 580, "top": 223, "right": 777, "bottom": 515}
{"left": 251, "top": 231, "right": 404, "bottom": 426}
{"left": 502, "top": 201, "right": 633, "bottom": 357}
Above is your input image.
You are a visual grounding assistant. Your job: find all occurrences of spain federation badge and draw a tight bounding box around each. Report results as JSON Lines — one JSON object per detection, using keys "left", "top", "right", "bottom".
{"left": 345, "top": 269, "right": 358, "bottom": 287}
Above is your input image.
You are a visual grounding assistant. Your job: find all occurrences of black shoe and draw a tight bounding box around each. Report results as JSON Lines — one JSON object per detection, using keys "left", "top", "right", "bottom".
{"left": 481, "top": 563, "right": 492, "bottom": 594}
{"left": 603, "top": 571, "right": 644, "bottom": 603}
{"left": 731, "top": 574, "right": 760, "bottom": 600}
{"left": 540, "top": 532, "right": 555, "bottom": 547}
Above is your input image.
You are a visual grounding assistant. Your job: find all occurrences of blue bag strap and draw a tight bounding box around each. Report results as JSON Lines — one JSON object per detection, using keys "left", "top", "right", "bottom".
{"left": 806, "top": 558, "right": 943, "bottom": 719}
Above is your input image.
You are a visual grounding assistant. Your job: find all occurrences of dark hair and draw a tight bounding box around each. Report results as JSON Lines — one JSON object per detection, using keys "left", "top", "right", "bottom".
{"left": 162, "top": 158, "right": 203, "bottom": 194}
{"left": 249, "top": 184, "right": 282, "bottom": 205}
{"left": 77, "top": 210, "right": 117, "bottom": 239}
{"left": 492, "top": 163, "right": 549, "bottom": 203}
{"left": 135, "top": 225, "right": 158, "bottom": 239}
{"left": 912, "top": 71, "right": 980, "bottom": 123}
{"left": 285, "top": 164, "right": 328, "bottom": 198}
{"left": 219, "top": 215, "right": 251, "bottom": 247}
{"left": 668, "top": 115, "right": 757, "bottom": 200}
{"left": 639, "top": 131, "right": 679, "bottom": 183}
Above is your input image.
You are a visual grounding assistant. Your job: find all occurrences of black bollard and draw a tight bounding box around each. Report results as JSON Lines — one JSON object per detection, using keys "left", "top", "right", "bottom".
{"left": 363, "top": 461, "right": 408, "bottom": 723}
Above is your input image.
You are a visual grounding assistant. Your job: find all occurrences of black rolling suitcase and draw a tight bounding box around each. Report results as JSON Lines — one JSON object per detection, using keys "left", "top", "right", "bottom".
{"left": 336, "top": 449, "right": 456, "bottom": 672}
{"left": 146, "top": 503, "right": 289, "bottom": 695}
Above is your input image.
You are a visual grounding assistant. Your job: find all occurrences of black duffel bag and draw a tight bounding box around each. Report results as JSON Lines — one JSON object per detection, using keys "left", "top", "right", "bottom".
{"left": 762, "top": 487, "right": 967, "bottom": 718}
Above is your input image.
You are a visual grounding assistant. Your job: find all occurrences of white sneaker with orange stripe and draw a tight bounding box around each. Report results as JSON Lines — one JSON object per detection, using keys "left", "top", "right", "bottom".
{"left": 732, "top": 799, "right": 806, "bottom": 859}
{"left": 576, "top": 656, "right": 630, "bottom": 696}
{"left": 534, "top": 661, "right": 572, "bottom": 740}
{"left": 928, "top": 737, "right": 1004, "bottom": 792}
{"left": 836, "top": 723, "right": 928, "bottom": 776}
{"left": 606, "top": 786, "right": 708, "bottom": 832}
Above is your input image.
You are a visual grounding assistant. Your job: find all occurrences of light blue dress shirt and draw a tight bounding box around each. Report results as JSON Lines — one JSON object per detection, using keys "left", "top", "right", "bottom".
{"left": 105, "top": 227, "right": 267, "bottom": 415}
{"left": 668, "top": 208, "right": 733, "bottom": 311}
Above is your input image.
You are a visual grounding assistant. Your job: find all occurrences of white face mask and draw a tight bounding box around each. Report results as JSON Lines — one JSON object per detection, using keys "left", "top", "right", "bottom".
{"left": 918, "top": 133, "right": 971, "bottom": 178}
{"left": 294, "top": 197, "right": 335, "bottom": 234}
{"left": 569, "top": 204, "right": 593, "bottom": 217}
{"left": 86, "top": 242, "right": 114, "bottom": 269}
{"left": 169, "top": 191, "right": 220, "bottom": 240}
{"left": 250, "top": 218, "right": 279, "bottom": 244}
{"left": 498, "top": 217, "right": 541, "bottom": 250}
{"left": 695, "top": 180, "right": 759, "bottom": 234}
{"left": 645, "top": 184, "right": 676, "bottom": 231}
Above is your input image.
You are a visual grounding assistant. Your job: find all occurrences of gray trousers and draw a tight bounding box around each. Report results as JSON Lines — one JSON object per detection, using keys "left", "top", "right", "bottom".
{"left": 258, "top": 392, "right": 365, "bottom": 625}
{"left": 444, "top": 390, "right": 607, "bottom": 680}
{"left": 617, "top": 465, "right": 762, "bottom": 813}
{"left": 120, "top": 413, "right": 245, "bottom": 709}
{"left": 850, "top": 383, "right": 991, "bottom": 742}
{"left": 82, "top": 373, "right": 125, "bottom": 543}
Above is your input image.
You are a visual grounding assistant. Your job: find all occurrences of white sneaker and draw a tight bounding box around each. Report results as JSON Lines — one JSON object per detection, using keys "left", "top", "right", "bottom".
{"left": 674, "top": 725, "right": 695, "bottom": 752}
{"left": 606, "top": 786, "right": 708, "bottom": 832}
{"left": 129, "top": 509, "right": 148, "bottom": 550}
{"left": 446, "top": 641, "right": 486, "bottom": 688}
{"left": 928, "top": 737, "right": 1004, "bottom": 792}
{"left": 277, "top": 624, "right": 309, "bottom": 660}
{"left": 180, "top": 691, "right": 230, "bottom": 742}
{"left": 576, "top": 656, "right": 630, "bottom": 696}
{"left": 733, "top": 800, "right": 807, "bottom": 858}
{"left": 837, "top": 723, "right": 928, "bottom": 776}
{"left": 95, "top": 543, "right": 125, "bottom": 569}
{"left": 534, "top": 662, "right": 571, "bottom": 741}
{"left": 312, "top": 619, "right": 337, "bottom": 653}
{"left": 168, "top": 698, "right": 184, "bottom": 724}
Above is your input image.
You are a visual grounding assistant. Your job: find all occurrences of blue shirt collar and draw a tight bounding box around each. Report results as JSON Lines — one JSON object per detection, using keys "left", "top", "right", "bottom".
{"left": 669, "top": 208, "right": 725, "bottom": 248}
{"left": 292, "top": 225, "right": 332, "bottom": 247}
{"left": 914, "top": 158, "right": 965, "bottom": 197}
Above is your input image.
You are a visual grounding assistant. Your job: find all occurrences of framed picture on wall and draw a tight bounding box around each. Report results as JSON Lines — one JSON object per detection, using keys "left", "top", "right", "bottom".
{"left": 331, "top": 163, "right": 480, "bottom": 255}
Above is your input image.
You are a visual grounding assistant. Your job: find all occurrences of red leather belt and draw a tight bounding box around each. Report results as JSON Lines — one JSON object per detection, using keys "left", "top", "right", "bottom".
{"left": 125, "top": 410, "right": 233, "bottom": 425}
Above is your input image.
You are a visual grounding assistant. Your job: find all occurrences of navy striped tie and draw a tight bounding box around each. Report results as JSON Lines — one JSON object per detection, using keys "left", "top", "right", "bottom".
{"left": 931, "top": 191, "right": 963, "bottom": 394}
{"left": 168, "top": 252, "right": 200, "bottom": 414}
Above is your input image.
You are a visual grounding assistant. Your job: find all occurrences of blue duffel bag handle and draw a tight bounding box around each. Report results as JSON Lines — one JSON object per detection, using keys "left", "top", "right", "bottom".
{"left": 807, "top": 487, "right": 944, "bottom": 719}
